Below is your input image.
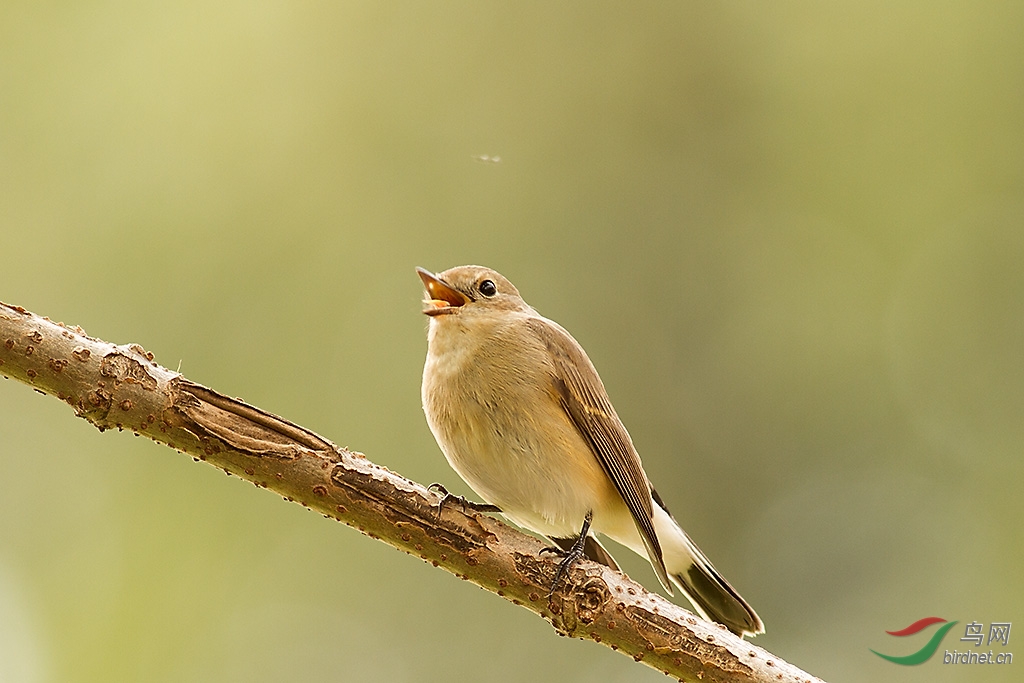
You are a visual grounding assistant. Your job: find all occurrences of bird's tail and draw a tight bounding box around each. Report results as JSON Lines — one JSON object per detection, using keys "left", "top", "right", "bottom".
{"left": 653, "top": 499, "right": 764, "bottom": 637}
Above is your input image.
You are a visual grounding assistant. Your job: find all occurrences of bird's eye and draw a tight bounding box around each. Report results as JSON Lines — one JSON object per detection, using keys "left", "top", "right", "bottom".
{"left": 479, "top": 279, "right": 497, "bottom": 297}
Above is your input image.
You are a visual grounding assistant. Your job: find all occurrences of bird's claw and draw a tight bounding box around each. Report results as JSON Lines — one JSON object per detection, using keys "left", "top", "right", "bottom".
{"left": 544, "top": 510, "right": 593, "bottom": 598}
{"left": 545, "top": 546, "right": 586, "bottom": 599}
{"left": 427, "top": 483, "right": 501, "bottom": 517}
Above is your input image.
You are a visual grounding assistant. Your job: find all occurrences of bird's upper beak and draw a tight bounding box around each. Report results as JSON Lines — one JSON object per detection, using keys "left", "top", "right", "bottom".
{"left": 417, "top": 267, "right": 470, "bottom": 316}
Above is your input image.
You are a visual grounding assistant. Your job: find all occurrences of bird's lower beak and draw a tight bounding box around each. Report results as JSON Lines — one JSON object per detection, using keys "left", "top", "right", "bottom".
{"left": 416, "top": 267, "right": 470, "bottom": 316}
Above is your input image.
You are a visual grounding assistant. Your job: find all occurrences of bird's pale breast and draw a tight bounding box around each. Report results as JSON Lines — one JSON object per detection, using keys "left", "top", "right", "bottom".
{"left": 422, "top": 313, "right": 619, "bottom": 538}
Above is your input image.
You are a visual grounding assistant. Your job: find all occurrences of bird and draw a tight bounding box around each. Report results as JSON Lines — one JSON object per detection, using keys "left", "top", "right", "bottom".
{"left": 417, "top": 265, "right": 764, "bottom": 637}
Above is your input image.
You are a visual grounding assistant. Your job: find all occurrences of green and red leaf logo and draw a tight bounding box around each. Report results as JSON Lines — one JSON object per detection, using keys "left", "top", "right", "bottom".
{"left": 871, "top": 617, "right": 959, "bottom": 665}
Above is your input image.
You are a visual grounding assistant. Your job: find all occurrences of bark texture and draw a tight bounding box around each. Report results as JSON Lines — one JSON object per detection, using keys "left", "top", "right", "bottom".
{"left": 0, "top": 301, "right": 823, "bottom": 683}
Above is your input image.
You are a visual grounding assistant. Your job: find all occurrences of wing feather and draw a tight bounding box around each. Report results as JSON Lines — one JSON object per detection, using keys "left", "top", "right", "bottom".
{"left": 525, "top": 318, "right": 671, "bottom": 590}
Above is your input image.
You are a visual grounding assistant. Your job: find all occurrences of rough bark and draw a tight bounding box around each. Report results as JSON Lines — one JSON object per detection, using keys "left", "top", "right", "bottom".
{"left": 0, "top": 301, "right": 823, "bottom": 683}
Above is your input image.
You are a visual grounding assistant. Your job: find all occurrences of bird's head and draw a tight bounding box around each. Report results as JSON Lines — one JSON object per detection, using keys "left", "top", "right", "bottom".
{"left": 416, "top": 266, "right": 530, "bottom": 320}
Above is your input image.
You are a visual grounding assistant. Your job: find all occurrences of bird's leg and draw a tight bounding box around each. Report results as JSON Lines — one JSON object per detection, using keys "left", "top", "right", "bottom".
{"left": 427, "top": 483, "right": 502, "bottom": 517}
{"left": 541, "top": 510, "right": 593, "bottom": 598}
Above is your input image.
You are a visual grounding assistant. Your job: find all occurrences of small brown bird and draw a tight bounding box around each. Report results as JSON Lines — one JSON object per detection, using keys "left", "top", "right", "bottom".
{"left": 417, "top": 265, "right": 763, "bottom": 637}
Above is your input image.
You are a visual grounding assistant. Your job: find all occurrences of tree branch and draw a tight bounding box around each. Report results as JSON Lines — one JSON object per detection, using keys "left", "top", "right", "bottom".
{"left": 0, "top": 301, "right": 823, "bottom": 683}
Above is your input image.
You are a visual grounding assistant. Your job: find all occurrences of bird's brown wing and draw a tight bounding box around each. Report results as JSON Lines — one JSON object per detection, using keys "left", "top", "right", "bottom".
{"left": 525, "top": 318, "right": 671, "bottom": 590}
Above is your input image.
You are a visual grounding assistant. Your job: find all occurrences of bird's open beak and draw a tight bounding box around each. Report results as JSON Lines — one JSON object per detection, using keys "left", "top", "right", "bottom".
{"left": 417, "top": 267, "right": 470, "bottom": 316}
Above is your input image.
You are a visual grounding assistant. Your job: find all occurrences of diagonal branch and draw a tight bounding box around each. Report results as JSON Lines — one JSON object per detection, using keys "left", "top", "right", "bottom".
{"left": 0, "top": 301, "right": 823, "bottom": 683}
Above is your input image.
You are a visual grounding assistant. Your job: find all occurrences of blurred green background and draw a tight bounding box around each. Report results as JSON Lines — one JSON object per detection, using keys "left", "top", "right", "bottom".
{"left": 1, "top": 2, "right": 1022, "bottom": 682}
